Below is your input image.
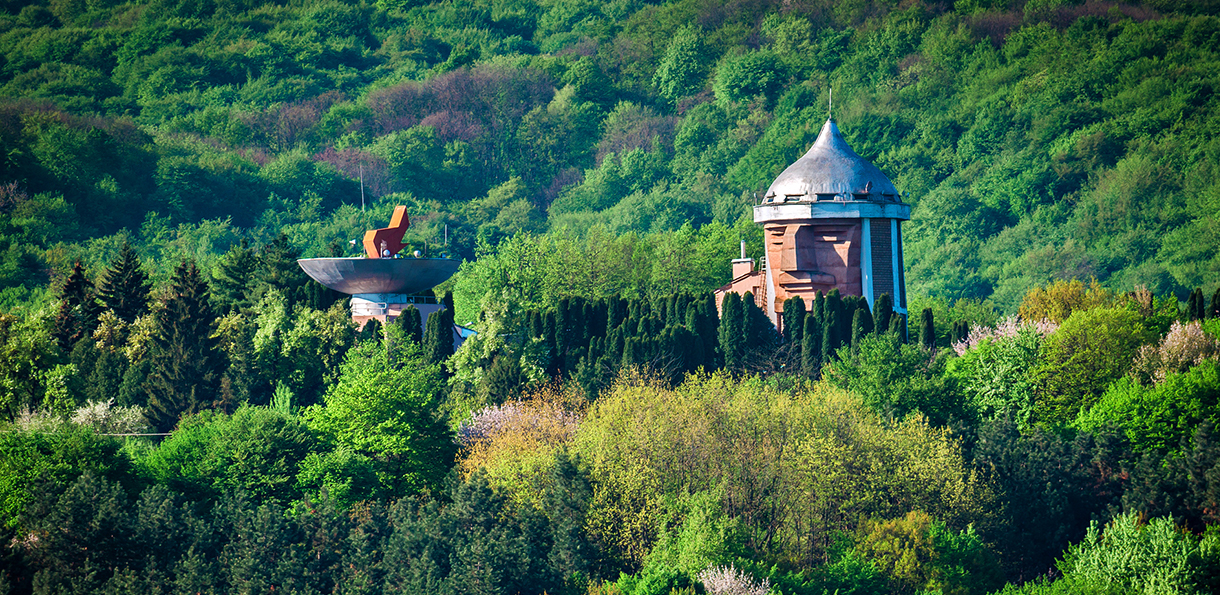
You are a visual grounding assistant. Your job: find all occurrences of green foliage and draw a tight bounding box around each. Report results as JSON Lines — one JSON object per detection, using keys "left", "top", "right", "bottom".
{"left": 139, "top": 405, "right": 320, "bottom": 505}
{"left": 0, "top": 422, "right": 140, "bottom": 530}
{"left": 948, "top": 325, "right": 1043, "bottom": 428}
{"left": 306, "top": 340, "right": 454, "bottom": 497}
{"left": 1032, "top": 306, "right": 1159, "bottom": 426}
{"left": 827, "top": 332, "right": 966, "bottom": 426}
{"left": 1078, "top": 360, "right": 1220, "bottom": 453}
{"left": 143, "top": 259, "right": 224, "bottom": 432}
{"left": 1057, "top": 513, "right": 1220, "bottom": 594}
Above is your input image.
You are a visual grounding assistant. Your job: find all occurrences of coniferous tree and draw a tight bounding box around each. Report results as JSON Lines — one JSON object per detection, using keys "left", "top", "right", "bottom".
{"left": 423, "top": 293, "right": 455, "bottom": 367}
{"left": 873, "top": 293, "right": 893, "bottom": 334}
{"left": 144, "top": 260, "right": 224, "bottom": 432}
{"left": 358, "top": 319, "right": 382, "bottom": 344}
{"left": 856, "top": 301, "right": 874, "bottom": 335}
{"left": 821, "top": 313, "right": 837, "bottom": 367}
{"left": 97, "top": 242, "right": 150, "bottom": 323}
{"left": 1190, "top": 288, "right": 1206, "bottom": 321}
{"left": 890, "top": 312, "right": 906, "bottom": 340}
{"left": 741, "top": 291, "right": 777, "bottom": 356}
{"left": 52, "top": 260, "right": 101, "bottom": 348}
{"left": 213, "top": 240, "right": 257, "bottom": 314}
{"left": 718, "top": 293, "right": 745, "bottom": 369}
{"left": 1211, "top": 287, "right": 1220, "bottom": 319}
{"left": 395, "top": 305, "right": 423, "bottom": 343}
{"left": 802, "top": 314, "right": 821, "bottom": 378}
{"left": 782, "top": 296, "right": 806, "bottom": 345}
{"left": 825, "top": 289, "right": 843, "bottom": 351}
{"left": 851, "top": 309, "right": 866, "bottom": 356}
{"left": 919, "top": 308, "right": 935, "bottom": 350}
{"left": 813, "top": 291, "right": 826, "bottom": 326}
{"left": 257, "top": 233, "right": 310, "bottom": 306}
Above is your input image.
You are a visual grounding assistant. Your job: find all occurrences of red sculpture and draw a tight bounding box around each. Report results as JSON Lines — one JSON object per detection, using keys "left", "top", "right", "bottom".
{"left": 362, "top": 206, "right": 410, "bottom": 258}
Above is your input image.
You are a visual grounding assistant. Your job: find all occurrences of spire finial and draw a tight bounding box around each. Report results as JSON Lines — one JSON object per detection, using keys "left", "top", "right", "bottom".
{"left": 829, "top": 88, "right": 833, "bottom": 120}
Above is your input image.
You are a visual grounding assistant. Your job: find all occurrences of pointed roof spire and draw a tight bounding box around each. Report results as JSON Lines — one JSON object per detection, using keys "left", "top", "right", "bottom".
{"left": 763, "top": 119, "right": 900, "bottom": 203}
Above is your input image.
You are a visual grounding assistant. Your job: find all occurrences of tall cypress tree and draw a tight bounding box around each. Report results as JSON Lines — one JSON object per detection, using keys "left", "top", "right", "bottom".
{"left": 890, "top": 312, "right": 906, "bottom": 341}
{"left": 1190, "top": 288, "right": 1206, "bottom": 321}
{"left": 782, "top": 297, "right": 806, "bottom": 345}
{"left": 821, "top": 314, "right": 837, "bottom": 368}
{"left": 1211, "top": 287, "right": 1220, "bottom": 319}
{"left": 396, "top": 305, "right": 423, "bottom": 343}
{"left": 825, "top": 289, "right": 843, "bottom": 351}
{"left": 97, "top": 242, "right": 149, "bottom": 323}
{"left": 919, "top": 308, "right": 935, "bottom": 350}
{"left": 813, "top": 291, "right": 826, "bottom": 326}
{"left": 851, "top": 309, "right": 866, "bottom": 356}
{"left": 802, "top": 314, "right": 821, "bottom": 379}
{"left": 718, "top": 293, "right": 744, "bottom": 369}
{"left": 873, "top": 293, "right": 893, "bottom": 334}
{"left": 144, "top": 260, "right": 223, "bottom": 432}
{"left": 213, "top": 239, "right": 257, "bottom": 314}
{"left": 741, "top": 291, "right": 776, "bottom": 355}
{"left": 52, "top": 260, "right": 101, "bottom": 349}
{"left": 423, "top": 293, "right": 456, "bottom": 368}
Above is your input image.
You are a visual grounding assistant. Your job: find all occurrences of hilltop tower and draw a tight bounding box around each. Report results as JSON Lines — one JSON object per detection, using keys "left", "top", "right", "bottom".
{"left": 716, "top": 118, "right": 910, "bottom": 330}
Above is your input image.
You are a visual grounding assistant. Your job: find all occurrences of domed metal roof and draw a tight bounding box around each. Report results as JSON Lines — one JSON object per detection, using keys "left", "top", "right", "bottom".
{"left": 763, "top": 119, "right": 900, "bottom": 203}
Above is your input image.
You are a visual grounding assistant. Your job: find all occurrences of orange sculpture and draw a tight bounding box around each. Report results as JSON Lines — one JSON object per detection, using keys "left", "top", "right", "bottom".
{"left": 362, "top": 206, "right": 410, "bottom": 258}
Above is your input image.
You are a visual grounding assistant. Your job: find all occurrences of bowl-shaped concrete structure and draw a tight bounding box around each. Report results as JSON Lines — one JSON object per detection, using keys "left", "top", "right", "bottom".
{"left": 297, "top": 257, "right": 460, "bottom": 295}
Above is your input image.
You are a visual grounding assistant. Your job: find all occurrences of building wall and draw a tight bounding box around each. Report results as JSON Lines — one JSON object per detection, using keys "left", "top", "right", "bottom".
{"left": 763, "top": 218, "right": 863, "bottom": 311}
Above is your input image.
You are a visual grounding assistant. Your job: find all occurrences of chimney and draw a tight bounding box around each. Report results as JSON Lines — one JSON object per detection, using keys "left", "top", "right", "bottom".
{"left": 731, "top": 240, "right": 754, "bottom": 279}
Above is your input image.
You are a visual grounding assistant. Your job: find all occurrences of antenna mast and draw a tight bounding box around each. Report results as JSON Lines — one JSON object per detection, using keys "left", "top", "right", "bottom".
{"left": 359, "top": 164, "right": 365, "bottom": 211}
{"left": 829, "top": 88, "right": 833, "bottom": 119}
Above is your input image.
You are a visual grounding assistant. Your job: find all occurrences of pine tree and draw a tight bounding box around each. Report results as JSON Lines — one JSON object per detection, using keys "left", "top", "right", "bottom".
{"left": 257, "top": 233, "right": 309, "bottom": 306}
{"left": 873, "top": 293, "right": 893, "bottom": 334}
{"left": 782, "top": 296, "right": 806, "bottom": 345}
{"left": 802, "top": 314, "right": 821, "bottom": 378}
{"left": 213, "top": 240, "right": 257, "bottom": 314}
{"left": 52, "top": 260, "right": 101, "bottom": 349}
{"left": 144, "top": 260, "right": 224, "bottom": 432}
{"left": 718, "top": 293, "right": 745, "bottom": 369}
{"left": 919, "top": 308, "right": 935, "bottom": 350}
{"left": 97, "top": 242, "right": 149, "bottom": 323}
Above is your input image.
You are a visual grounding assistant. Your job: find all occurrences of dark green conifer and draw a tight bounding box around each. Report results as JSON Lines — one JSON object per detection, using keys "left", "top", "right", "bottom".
{"left": 813, "top": 291, "right": 826, "bottom": 325}
{"left": 782, "top": 296, "right": 806, "bottom": 345}
{"left": 873, "top": 293, "right": 893, "bottom": 334}
{"left": 97, "top": 242, "right": 150, "bottom": 323}
{"left": 821, "top": 314, "right": 837, "bottom": 367}
{"left": 802, "top": 314, "right": 821, "bottom": 379}
{"left": 358, "top": 319, "right": 382, "bottom": 344}
{"left": 395, "top": 305, "right": 423, "bottom": 343}
{"left": 144, "top": 260, "right": 223, "bottom": 432}
{"left": 213, "top": 240, "right": 257, "bottom": 314}
{"left": 52, "top": 260, "right": 101, "bottom": 349}
{"left": 742, "top": 291, "right": 777, "bottom": 355}
{"left": 825, "top": 289, "right": 843, "bottom": 350}
{"left": 423, "top": 293, "right": 456, "bottom": 368}
{"left": 718, "top": 293, "right": 745, "bottom": 369}
{"left": 256, "top": 233, "right": 309, "bottom": 306}
{"left": 890, "top": 312, "right": 906, "bottom": 340}
{"left": 919, "top": 308, "right": 935, "bottom": 350}
{"left": 851, "top": 309, "right": 865, "bottom": 356}
{"left": 1211, "top": 287, "right": 1220, "bottom": 319}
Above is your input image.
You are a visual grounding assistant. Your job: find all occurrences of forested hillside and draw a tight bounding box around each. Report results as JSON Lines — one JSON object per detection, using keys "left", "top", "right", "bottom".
{"left": 5, "top": 0, "right": 1220, "bottom": 593}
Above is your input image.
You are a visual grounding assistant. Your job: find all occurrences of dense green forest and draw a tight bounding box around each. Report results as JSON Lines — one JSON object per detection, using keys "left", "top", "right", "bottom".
{"left": 5, "top": 0, "right": 1220, "bottom": 592}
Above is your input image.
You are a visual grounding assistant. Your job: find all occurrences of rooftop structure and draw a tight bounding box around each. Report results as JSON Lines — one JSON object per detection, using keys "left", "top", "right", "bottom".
{"left": 716, "top": 118, "right": 910, "bottom": 330}
{"left": 297, "top": 206, "right": 466, "bottom": 344}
